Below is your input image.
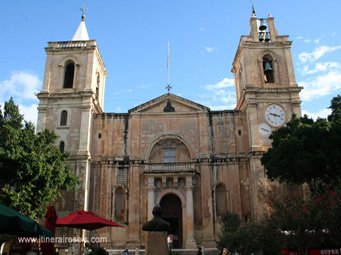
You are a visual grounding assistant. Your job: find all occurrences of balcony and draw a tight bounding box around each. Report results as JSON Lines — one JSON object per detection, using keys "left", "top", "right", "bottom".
{"left": 143, "top": 163, "right": 197, "bottom": 175}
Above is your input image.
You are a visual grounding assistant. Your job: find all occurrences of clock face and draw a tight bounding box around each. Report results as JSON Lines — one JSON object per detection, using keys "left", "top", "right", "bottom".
{"left": 265, "top": 104, "right": 286, "bottom": 127}
{"left": 258, "top": 122, "right": 272, "bottom": 138}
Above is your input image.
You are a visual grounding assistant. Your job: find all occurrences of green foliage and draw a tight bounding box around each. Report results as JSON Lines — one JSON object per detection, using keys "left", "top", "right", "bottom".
{"left": 266, "top": 185, "right": 341, "bottom": 252}
{"left": 87, "top": 247, "right": 109, "bottom": 255}
{"left": 261, "top": 95, "right": 341, "bottom": 189}
{"left": 217, "top": 212, "right": 283, "bottom": 255}
{"left": 218, "top": 96, "right": 341, "bottom": 254}
{"left": 218, "top": 187, "right": 341, "bottom": 254}
{"left": 0, "top": 98, "right": 79, "bottom": 219}
{"left": 328, "top": 94, "right": 341, "bottom": 122}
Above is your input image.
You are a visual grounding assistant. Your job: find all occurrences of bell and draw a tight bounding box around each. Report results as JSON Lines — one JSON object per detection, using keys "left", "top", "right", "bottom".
{"left": 259, "top": 19, "right": 267, "bottom": 31}
{"left": 259, "top": 32, "right": 265, "bottom": 42}
{"left": 264, "top": 61, "right": 273, "bottom": 72}
{"left": 265, "top": 32, "right": 271, "bottom": 42}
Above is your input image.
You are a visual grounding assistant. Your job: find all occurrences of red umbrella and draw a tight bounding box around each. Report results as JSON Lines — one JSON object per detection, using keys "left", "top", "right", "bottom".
{"left": 41, "top": 205, "right": 57, "bottom": 255}
{"left": 56, "top": 210, "right": 125, "bottom": 230}
{"left": 44, "top": 204, "right": 58, "bottom": 233}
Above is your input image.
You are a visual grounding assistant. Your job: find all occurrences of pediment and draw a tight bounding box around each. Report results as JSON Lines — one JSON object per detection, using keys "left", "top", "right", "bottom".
{"left": 128, "top": 93, "right": 210, "bottom": 114}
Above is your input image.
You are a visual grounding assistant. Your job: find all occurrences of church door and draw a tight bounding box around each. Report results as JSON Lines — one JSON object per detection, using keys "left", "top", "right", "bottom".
{"left": 160, "top": 194, "right": 183, "bottom": 248}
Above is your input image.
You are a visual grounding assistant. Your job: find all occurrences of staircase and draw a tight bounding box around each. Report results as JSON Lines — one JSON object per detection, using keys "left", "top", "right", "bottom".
{"left": 107, "top": 248, "right": 219, "bottom": 255}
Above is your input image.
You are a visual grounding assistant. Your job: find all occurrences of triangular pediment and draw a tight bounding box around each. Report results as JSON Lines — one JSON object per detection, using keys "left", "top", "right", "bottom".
{"left": 128, "top": 93, "right": 210, "bottom": 114}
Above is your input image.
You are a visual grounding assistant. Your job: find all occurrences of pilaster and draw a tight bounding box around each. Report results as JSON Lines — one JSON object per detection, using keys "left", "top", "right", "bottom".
{"left": 184, "top": 176, "right": 196, "bottom": 248}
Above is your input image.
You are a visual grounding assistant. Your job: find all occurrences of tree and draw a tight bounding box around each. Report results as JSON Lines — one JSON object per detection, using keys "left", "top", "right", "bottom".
{"left": 0, "top": 98, "right": 79, "bottom": 219}
{"left": 261, "top": 95, "right": 341, "bottom": 190}
{"left": 265, "top": 185, "right": 341, "bottom": 254}
{"left": 217, "top": 212, "right": 283, "bottom": 255}
{"left": 260, "top": 95, "right": 341, "bottom": 253}
{"left": 328, "top": 94, "right": 341, "bottom": 122}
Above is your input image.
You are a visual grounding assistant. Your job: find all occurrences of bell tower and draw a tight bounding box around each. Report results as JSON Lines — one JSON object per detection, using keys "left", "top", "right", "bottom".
{"left": 232, "top": 10, "right": 302, "bottom": 217}
{"left": 36, "top": 14, "right": 107, "bottom": 212}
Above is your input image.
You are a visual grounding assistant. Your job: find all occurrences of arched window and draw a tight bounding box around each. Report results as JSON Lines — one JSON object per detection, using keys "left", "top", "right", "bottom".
{"left": 96, "top": 73, "right": 100, "bottom": 100}
{"left": 216, "top": 184, "right": 228, "bottom": 217}
{"left": 60, "top": 110, "right": 68, "bottom": 126}
{"left": 114, "top": 187, "right": 126, "bottom": 222}
{"left": 63, "top": 61, "right": 75, "bottom": 88}
{"left": 263, "top": 56, "right": 274, "bottom": 83}
{"left": 59, "top": 141, "right": 65, "bottom": 153}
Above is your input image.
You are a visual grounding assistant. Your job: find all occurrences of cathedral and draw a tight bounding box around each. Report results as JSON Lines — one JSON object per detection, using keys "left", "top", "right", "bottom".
{"left": 36, "top": 8, "right": 302, "bottom": 249}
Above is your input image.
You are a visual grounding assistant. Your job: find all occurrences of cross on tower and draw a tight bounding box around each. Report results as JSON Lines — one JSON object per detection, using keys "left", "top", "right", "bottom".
{"left": 80, "top": 2, "right": 87, "bottom": 21}
{"left": 250, "top": 0, "right": 256, "bottom": 15}
{"left": 166, "top": 84, "right": 172, "bottom": 93}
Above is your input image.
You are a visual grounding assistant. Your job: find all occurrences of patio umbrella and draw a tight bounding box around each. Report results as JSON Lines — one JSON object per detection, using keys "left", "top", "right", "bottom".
{"left": 56, "top": 210, "right": 125, "bottom": 254}
{"left": 41, "top": 205, "right": 57, "bottom": 255}
{"left": 56, "top": 210, "right": 125, "bottom": 230}
{"left": 0, "top": 203, "right": 52, "bottom": 237}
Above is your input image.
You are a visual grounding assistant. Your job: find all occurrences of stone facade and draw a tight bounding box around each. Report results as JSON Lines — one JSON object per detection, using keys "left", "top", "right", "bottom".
{"left": 37, "top": 13, "right": 302, "bottom": 249}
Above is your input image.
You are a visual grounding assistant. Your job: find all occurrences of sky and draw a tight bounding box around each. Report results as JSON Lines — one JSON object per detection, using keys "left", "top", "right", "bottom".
{"left": 1, "top": 0, "right": 341, "bottom": 125}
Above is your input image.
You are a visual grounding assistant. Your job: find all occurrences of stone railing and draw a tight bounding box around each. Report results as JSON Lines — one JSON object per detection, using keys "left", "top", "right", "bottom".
{"left": 47, "top": 40, "right": 96, "bottom": 49}
{"left": 144, "top": 163, "right": 196, "bottom": 174}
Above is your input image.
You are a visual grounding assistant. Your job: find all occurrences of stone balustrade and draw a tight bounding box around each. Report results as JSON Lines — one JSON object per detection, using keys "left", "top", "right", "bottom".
{"left": 47, "top": 40, "right": 96, "bottom": 49}
{"left": 144, "top": 163, "right": 196, "bottom": 174}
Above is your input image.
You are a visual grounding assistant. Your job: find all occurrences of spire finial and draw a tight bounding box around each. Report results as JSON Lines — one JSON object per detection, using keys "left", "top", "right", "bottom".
{"left": 166, "top": 42, "right": 172, "bottom": 93}
{"left": 250, "top": 0, "right": 256, "bottom": 16}
{"left": 80, "top": 2, "right": 87, "bottom": 21}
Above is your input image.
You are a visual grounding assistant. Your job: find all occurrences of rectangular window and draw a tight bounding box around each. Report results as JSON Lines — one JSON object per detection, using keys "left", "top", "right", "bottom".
{"left": 163, "top": 148, "right": 176, "bottom": 163}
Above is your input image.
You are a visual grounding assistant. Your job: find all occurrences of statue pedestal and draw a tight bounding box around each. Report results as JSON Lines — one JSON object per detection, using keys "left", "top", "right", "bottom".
{"left": 145, "top": 232, "right": 168, "bottom": 255}
{"left": 142, "top": 205, "right": 170, "bottom": 255}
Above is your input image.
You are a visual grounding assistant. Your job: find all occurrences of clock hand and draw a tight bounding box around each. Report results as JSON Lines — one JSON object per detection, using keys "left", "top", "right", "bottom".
{"left": 261, "top": 128, "right": 269, "bottom": 132}
{"left": 270, "top": 112, "right": 280, "bottom": 117}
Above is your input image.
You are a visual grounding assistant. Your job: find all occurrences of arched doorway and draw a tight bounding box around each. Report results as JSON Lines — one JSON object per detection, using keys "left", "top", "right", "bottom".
{"left": 160, "top": 194, "right": 183, "bottom": 248}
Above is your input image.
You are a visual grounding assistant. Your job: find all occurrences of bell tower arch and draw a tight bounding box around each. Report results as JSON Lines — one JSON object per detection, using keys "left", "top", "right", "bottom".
{"left": 36, "top": 15, "right": 107, "bottom": 212}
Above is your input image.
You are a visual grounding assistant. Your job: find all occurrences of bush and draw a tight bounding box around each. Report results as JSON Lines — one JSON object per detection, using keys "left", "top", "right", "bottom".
{"left": 217, "top": 212, "right": 283, "bottom": 255}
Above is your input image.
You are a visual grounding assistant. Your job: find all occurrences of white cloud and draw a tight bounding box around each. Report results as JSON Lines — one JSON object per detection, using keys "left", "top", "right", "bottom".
{"left": 140, "top": 83, "right": 151, "bottom": 89}
{"left": 0, "top": 71, "right": 40, "bottom": 126}
{"left": 301, "top": 61, "right": 341, "bottom": 75}
{"left": 302, "top": 108, "right": 331, "bottom": 120}
{"left": 200, "top": 77, "right": 236, "bottom": 109}
{"left": 113, "top": 88, "right": 134, "bottom": 96}
{"left": 295, "top": 35, "right": 312, "bottom": 43}
{"left": 201, "top": 47, "right": 216, "bottom": 54}
{"left": 204, "top": 77, "right": 234, "bottom": 90}
{"left": 297, "top": 42, "right": 341, "bottom": 104}
{"left": 0, "top": 71, "right": 40, "bottom": 102}
{"left": 300, "top": 71, "right": 341, "bottom": 101}
{"left": 298, "top": 45, "right": 341, "bottom": 63}
{"left": 19, "top": 104, "right": 38, "bottom": 125}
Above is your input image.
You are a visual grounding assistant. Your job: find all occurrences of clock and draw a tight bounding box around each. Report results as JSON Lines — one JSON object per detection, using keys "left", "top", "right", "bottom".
{"left": 258, "top": 122, "right": 272, "bottom": 138}
{"left": 265, "top": 104, "right": 286, "bottom": 127}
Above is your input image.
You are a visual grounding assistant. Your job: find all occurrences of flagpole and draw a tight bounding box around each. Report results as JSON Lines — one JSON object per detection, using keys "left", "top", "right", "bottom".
{"left": 167, "top": 42, "right": 171, "bottom": 88}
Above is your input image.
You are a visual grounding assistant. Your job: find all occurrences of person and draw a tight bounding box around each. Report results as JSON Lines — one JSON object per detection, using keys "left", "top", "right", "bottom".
{"left": 222, "top": 248, "right": 229, "bottom": 255}
{"left": 197, "top": 246, "right": 203, "bottom": 255}
{"left": 123, "top": 249, "right": 129, "bottom": 255}
{"left": 167, "top": 234, "right": 173, "bottom": 253}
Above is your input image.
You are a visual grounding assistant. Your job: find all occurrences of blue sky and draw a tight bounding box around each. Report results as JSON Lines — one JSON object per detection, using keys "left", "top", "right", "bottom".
{"left": 1, "top": 0, "right": 341, "bottom": 125}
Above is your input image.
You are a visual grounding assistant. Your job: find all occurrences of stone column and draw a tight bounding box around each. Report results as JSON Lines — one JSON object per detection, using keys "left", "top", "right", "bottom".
{"left": 185, "top": 176, "right": 197, "bottom": 248}
{"left": 147, "top": 177, "right": 155, "bottom": 220}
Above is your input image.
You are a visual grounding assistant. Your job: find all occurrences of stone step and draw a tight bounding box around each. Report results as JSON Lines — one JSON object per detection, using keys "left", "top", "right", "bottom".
{"left": 108, "top": 248, "right": 219, "bottom": 255}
